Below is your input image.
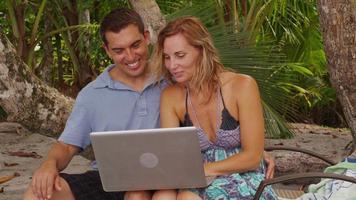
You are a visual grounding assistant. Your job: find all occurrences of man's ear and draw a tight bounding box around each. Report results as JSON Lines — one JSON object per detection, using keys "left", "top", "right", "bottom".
{"left": 144, "top": 30, "right": 151, "bottom": 45}
{"left": 103, "top": 44, "right": 112, "bottom": 59}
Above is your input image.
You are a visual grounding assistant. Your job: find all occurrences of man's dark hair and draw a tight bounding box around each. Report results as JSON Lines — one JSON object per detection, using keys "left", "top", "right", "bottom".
{"left": 100, "top": 8, "right": 145, "bottom": 45}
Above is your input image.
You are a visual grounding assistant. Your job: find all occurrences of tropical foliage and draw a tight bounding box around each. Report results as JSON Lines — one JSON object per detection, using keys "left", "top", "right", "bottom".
{"left": 0, "top": 0, "right": 342, "bottom": 138}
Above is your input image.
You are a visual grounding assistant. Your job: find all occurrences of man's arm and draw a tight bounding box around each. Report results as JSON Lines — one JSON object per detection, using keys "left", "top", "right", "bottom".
{"left": 31, "top": 141, "right": 79, "bottom": 200}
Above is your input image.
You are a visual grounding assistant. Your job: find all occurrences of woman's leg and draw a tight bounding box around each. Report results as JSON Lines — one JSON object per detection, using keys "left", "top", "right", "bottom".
{"left": 124, "top": 190, "right": 152, "bottom": 200}
{"left": 177, "top": 190, "right": 202, "bottom": 200}
{"left": 152, "top": 189, "right": 177, "bottom": 200}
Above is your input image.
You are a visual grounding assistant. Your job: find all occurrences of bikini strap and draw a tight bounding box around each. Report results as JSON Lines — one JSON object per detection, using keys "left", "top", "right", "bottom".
{"left": 187, "top": 87, "right": 201, "bottom": 127}
{"left": 185, "top": 89, "right": 188, "bottom": 115}
{"left": 219, "top": 88, "right": 227, "bottom": 109}
{"left": 216, "top": 87, "right": 223, "bottom": 129}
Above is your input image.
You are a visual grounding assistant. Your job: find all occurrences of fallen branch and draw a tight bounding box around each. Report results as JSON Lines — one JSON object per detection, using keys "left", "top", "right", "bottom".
{"left": 0, "top": 172, "right": 20, "bottom": 184}
{"left": 4, "top": 162, "right": 19, "bottom": 167}
{"left": 5, "top": 151, "right": 42, "bottom": 159}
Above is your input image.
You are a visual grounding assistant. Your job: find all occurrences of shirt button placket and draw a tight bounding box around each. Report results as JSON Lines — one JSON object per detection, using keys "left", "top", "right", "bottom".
{"left": 138, "top": 93, "right": 147, "bottom": 116}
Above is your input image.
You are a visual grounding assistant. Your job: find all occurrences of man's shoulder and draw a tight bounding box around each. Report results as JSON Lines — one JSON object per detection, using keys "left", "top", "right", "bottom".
{"left": 75, "top": 75, "right": 107, "bottom": 106}
{"left": 77, "top": 66, "right": 112, "bottom": 97}
{"left": 154, "top": 78, "right": 170, "bottom": 90}
{"left": 77, "top": 80, "right": 99, "bottom": 97}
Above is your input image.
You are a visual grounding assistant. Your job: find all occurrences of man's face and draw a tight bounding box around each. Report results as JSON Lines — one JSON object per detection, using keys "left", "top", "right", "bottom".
{"left": 104, "top": 24, "right": 150, "bottom": 79}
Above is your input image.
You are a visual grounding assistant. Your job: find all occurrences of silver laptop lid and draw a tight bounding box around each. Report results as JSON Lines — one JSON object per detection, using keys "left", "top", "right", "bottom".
{"left": 90, "top": 127, "right": 207, "bottom": 191}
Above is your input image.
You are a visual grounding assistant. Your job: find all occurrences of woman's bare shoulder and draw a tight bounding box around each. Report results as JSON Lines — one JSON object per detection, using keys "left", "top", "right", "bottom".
{"left": 161, "top": 84, "right": 185, "bottom": 100}
{"left": 220, "top": 72, "right": 257, "bottom": 90}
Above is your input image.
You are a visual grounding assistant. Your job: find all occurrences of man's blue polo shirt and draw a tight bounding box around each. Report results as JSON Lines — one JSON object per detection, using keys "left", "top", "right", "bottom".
{"left": 58, "top": 65, "right": 167, "bottom": 151}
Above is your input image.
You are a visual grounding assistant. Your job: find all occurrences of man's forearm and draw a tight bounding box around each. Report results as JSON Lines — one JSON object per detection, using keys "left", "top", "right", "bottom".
{"left": 44, "top": 141, "right": 79, "bottom": 171}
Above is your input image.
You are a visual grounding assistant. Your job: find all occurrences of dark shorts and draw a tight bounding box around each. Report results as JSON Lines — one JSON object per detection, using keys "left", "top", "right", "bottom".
{"left": 60, "top": 171, "right": 125, "bottom": 200}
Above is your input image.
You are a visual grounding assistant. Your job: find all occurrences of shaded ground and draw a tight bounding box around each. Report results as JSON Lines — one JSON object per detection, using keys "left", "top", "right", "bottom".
{"left": 0, "top": 122, "right": 352, "bottom": 200}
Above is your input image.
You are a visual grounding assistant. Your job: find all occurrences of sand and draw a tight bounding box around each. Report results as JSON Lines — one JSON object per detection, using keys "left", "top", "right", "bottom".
{"left": 0, "top": 122, "right": 352, "bottom": 200}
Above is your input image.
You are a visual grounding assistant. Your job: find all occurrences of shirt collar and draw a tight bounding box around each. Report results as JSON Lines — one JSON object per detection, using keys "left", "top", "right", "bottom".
{"left": 92, "top": 64, "right": 163, "bottom": 91}
{"left": 92, "top": 64, "right": 115, "bottom": 89}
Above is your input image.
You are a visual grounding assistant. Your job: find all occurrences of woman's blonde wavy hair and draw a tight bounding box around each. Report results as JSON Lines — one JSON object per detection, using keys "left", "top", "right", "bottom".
{"left": 151, "top": 16, "right": 225, "bottom": 96}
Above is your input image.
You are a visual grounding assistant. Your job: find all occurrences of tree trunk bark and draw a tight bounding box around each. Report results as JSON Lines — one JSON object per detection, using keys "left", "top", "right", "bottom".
{"left": 316, "top": 0, "right": 356, "bottom": 151}
{"left": 129, "top": 0, "right": 166, "bottom": 43}
{"left": 0, "top": 32, "right": 74, "bottom": 136}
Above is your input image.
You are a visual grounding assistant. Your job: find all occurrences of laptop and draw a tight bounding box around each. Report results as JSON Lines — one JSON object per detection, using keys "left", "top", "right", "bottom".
{"left": 90, "top": 126, "right": 208, "bottom": 192}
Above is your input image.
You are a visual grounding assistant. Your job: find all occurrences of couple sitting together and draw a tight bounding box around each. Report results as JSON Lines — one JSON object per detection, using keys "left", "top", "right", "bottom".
{"left": 23, "top": 7, "right": 277, "bottom": 200}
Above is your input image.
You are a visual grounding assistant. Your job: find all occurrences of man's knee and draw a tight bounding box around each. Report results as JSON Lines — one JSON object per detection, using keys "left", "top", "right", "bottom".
{"left": 23, "top": 177, "right": 74, "bottom": 200}
{"left": 124, "top": 190, "right": 151, "bottom": 200}
{"left": 23, "top": 185, "right": 37, "bottom": 200}
{"left": 177, "top": 190, "right": 201, "bottom": 200}
{"left": 152, "top": 189, "right": 177, "bottom": 200}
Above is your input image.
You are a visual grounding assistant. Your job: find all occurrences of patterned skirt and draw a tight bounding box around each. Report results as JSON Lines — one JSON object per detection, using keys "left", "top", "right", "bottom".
{"left": 188, "top": 146, "right": 278, "bottom": 200}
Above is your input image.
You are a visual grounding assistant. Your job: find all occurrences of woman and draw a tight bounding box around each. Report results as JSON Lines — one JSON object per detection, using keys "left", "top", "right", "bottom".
{"left": 152, "top": 16, "right": 277, "bottom": 200}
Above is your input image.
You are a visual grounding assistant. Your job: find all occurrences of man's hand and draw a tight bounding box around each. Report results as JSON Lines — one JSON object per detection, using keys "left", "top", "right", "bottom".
{"left": 31, "top": 160, "right": 62, "bottom": 200}
{"left": 27, "top": 142, "right": 78, "bottom": 200}
{"left": 263, "top": 151, "right": 275, "bottom": 179}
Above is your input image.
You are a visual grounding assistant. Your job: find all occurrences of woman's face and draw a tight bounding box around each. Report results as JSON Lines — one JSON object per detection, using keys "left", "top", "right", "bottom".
{"left": 163, "top": 33, "right": 200, "bottom": 83}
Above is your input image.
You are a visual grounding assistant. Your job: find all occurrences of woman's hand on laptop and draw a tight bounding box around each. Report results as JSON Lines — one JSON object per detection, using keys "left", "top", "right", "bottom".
{"left": 203, "top": 163, "right": 213, "bottom": 176}
{"left": 204, "top": 164, "right": 217, "bottom": 185}
{"left": 205, "top": 175, "right": 216, "bottom": 185}
{"left": 31, "top": 160, "right": 62, "bottom": 200}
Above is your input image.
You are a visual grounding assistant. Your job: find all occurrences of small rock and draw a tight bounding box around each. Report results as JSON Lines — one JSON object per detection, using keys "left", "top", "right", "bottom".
{"left": 4, "top": 162, "right": 19, "bottom": 167}
{"left": 301, "top": 139, "right": 311, "bottom": 143}
{"left": 331, "top": 134, "right": 338, "bottom": 138}
{"left": 274, "top": 142, "right": 284, "bottom": 146}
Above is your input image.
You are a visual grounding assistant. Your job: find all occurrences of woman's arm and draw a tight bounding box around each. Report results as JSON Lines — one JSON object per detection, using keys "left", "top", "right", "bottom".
{"left": 160, "top": 86, "right": 181, "bottom": 128}
{"left": 205, "top": 75, "right": 265, "bottom": 176}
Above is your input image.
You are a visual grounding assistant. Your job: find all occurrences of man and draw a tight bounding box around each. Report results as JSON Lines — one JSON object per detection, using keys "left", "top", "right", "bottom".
{"left": 23, "top": 8, "right": 154, "bottom": 200}
{"left": 23, "top": 8, "right": 274, "bottom": 200}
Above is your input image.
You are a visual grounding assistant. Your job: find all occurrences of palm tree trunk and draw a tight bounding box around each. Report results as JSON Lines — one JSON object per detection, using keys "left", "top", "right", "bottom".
{"left": 7, "top": 0, "right": 28, "bottom": 61}
{"left": 316, "top": 0, "right": 356, "bottom": 152}
{"left": 62, "top": 0, "right": 95, "bottom": 89}
{"left": 240, "top": 0, "right": 247, "bottom": 17}
{"left": 36, "top": 14, "right": 53, "bottom": 85}
{"left": 55, "top": 34, "right": 64, "bottom": 88}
